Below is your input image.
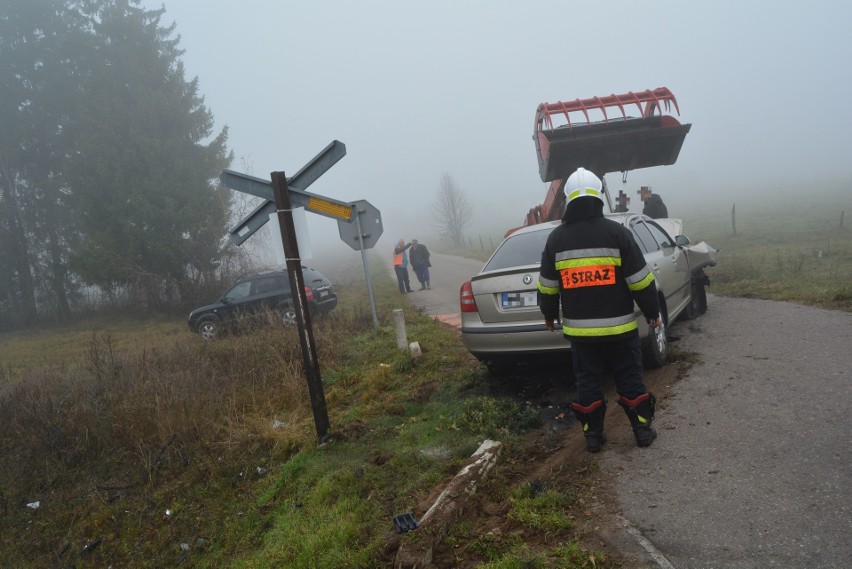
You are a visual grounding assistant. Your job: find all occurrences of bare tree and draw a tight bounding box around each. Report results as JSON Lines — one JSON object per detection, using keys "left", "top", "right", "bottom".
{"left": 433, "top": 173, "right": 473, "bottom": 247}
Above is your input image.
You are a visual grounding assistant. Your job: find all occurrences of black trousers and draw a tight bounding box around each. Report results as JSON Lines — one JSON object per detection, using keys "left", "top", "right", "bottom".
{"left": 394, "top": 266, "right": 411, "bottom": 293}
{"left": 571, "top": 333, "right": 647, "bottom": 405}
{"left": 412, "top": 264, "right": 430, "bottom": 285}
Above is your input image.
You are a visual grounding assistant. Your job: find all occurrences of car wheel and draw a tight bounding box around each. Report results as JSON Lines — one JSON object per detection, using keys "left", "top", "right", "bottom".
{"left": 683, "top": 282, "right": 702, "bottom": 320}
{"left": 280, "top": 305, "right": 297, "bottom": 327}
{"left": 197, "top": 318, "right": 219, "bottom": 341}
{"left": 683, "top": 272, "right": 709, "bottom": 320}
{"left": 642, "top": 314, "right": 668, "bottom": 369}
{"left": 694, "top": 275, "right": 708, "bottom": 315}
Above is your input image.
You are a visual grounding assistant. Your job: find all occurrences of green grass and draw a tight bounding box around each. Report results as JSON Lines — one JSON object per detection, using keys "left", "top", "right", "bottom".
{"left": 0, "top": 260, "right": 562, "bottom": 568}
{"left": 474, "top": 544, "right": 606, "bottom": 569}
{"left": 678, "top": 188, "right": 851, "bottom": 311}
{"left": 508, "top": 481, "right": 575, "bottom": 531}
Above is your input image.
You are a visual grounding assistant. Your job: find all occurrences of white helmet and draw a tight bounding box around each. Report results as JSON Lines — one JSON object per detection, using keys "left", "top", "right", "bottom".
{"left": 564, "top": 168, "right": 603, "bottom": 203}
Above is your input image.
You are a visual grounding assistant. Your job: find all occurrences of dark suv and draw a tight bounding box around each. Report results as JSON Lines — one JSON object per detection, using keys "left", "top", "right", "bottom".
{"left": 187, "top": 267, "right": 338, "bottom": 341}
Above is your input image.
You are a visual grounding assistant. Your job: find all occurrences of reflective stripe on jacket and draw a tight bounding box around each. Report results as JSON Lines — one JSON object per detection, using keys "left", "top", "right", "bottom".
{"left": 538, "top": 217, "right": 659, "bottom": 342}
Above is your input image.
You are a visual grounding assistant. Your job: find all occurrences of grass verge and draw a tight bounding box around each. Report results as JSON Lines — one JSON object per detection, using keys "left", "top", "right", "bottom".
{"left": 0, "top": 265, "right": 606, "bottom": 568}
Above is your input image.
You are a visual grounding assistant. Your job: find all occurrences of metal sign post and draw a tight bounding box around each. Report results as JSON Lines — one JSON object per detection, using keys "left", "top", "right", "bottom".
{"left": 270, "top": 171, "right": 330, "bottom": 442}
{"left": 354, "top": 213, "right": 378, "bottom": 328}
{"left": 338, "top": 199, "right": 383, "bottom": 328}
{"left": 219, "top": 141, "right": 353, "bottom": 443}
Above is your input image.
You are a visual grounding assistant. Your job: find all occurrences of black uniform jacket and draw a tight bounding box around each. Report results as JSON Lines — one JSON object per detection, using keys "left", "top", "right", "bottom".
{"left": 538, "top": 205, "right": 660, "bottom": 343}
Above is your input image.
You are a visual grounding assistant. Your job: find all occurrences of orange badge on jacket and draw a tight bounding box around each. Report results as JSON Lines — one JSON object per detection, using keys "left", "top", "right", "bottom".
{"left": 560, "top": 265, "right": 616, "bottom": 289}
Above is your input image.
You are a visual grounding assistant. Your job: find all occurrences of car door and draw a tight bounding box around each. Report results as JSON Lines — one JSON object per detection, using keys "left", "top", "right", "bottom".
{"left": 246, "top": 275, "right": 288, "bottom": 325}
{"left": 645, "top": 219, "right": 691, "bottom": 317}
{"left": 220, "top": 280, "right": 253, "bottom": 325}
{"left": 631, "top": 218, "right": 691, "bottom": 318}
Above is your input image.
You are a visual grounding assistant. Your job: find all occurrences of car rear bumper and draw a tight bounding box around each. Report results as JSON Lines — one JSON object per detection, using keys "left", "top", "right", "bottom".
{"left": 461, "top": 312, "right": 652, "bottom": 361}
{"left": 461, "top": 318, "right": 571, "bottom": 359}
{"left": 312, "top": 295, "right": 338, "bottom": 313}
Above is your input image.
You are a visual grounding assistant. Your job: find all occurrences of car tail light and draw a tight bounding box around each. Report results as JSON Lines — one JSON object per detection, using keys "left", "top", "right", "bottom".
{"left": 304, "top": 286, "right": 314, "bottom": 301}
{"left": 460, "top": 281, "right": 478, "bottom": 313}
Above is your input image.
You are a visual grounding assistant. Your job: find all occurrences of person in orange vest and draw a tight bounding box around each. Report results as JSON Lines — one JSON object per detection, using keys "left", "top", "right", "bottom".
{"left": 393, "top": 238, "right": 413, "bottom": 294}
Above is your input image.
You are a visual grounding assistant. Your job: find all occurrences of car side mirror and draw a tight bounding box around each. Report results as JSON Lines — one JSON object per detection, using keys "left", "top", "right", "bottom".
{"left": 675, "top": 235, "right": 691, "bottom": 247}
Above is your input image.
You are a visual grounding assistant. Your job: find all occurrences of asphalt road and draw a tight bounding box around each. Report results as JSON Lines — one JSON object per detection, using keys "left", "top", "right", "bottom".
{"left": 398, "top": 254, "right": 852, "bottom": 569}
{"left": 603, "top": 294, "right": 852, "bottom": 569}
{"left": 386, "top": 251, "right": 484, "bottom": 326}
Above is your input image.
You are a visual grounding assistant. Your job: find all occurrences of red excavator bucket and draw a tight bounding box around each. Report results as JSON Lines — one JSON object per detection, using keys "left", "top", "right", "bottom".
{"left": 534, "top": 87, "right": 691, "bottom": 182}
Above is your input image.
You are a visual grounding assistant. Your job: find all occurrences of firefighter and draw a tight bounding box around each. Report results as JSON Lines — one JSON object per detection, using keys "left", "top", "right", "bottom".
{"left": 538, "top": 168, "right": 662, "bottom": 452}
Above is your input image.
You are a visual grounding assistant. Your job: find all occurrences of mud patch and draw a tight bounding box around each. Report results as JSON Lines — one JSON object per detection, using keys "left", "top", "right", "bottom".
{"left": 420, "top": 358, "right": 693, "bottom": 568}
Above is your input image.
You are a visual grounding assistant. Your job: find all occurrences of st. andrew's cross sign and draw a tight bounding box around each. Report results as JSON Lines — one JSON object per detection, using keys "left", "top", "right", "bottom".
{"left": 221, "top": 140, "right": 353, "bottom": 245}
{"left": 218, "top": 140, "right": 354, "bottom": 442}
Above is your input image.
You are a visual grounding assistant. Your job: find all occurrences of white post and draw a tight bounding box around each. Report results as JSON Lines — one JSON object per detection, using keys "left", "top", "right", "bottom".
{"left": 393, "top": 309, "right": 408, "bottom": 349}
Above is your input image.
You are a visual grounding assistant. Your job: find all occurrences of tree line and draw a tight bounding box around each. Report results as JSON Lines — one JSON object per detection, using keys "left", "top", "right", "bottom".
{"left": 0, "top": 0, "right": 235, "bottom": 331}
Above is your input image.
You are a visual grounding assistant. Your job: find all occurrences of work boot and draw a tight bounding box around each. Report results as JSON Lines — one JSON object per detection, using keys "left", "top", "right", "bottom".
{"left": 570, "top": 399, "right": 606, "bottom": 453}
{"left": 426, "top": 281, "right": 431, "bottom": 289}
{"left": 618, "top": 393, "right": 657, "bottom": 447}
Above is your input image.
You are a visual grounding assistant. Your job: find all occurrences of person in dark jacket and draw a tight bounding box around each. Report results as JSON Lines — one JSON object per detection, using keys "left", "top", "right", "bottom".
{"left": 538, "top": 168, "right": 662, "bottom": 453}
{"left": 643, "top": 193, "right": 669, "bottom": 219}
{"left": 409, "top": 239, "right": 432, "bottom": 290}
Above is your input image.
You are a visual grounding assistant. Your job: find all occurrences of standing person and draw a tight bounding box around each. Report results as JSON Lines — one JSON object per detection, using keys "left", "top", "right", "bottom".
{"left": 409, "top": 239, "right": 432, "bottom": 290}
{"left": 393, "top": 238, "right": 413, "bottom": 294}
{"left": 643, "top": 193, "right": 669, "bottom": 219}
{"left": 538, "top": 168, "right": 663, "bottom": 453}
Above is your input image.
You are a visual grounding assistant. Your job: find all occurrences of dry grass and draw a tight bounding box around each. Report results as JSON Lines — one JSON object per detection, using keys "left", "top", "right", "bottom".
{"left": 0, "top": 272, "right": 512, "bottom": 568}
{"left": 0, "top": 315, "right": 186, "bottom": 375}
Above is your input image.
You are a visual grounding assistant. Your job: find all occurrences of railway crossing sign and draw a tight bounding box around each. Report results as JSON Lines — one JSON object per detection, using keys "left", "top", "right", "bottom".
{"left": 218, "top": 140, "right": 354, "bottom": 443}
{"left": 221, "top": 140, "right": 352, "bottom": 246}
{"left": 217, "top": 140, "right": 385, "bottom": 442}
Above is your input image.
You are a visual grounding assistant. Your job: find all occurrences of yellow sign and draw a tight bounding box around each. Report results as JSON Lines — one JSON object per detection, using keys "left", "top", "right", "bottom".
{"left": 307, "top": 196, "right": 353, "bottom": 221}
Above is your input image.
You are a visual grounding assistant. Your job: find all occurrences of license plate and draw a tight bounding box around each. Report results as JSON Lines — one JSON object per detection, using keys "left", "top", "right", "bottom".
{"left": 501, "top": 291, "right": 537, "bottom": 308}
{"left": 319, "top": 291, "right": 328, "bottom": 298}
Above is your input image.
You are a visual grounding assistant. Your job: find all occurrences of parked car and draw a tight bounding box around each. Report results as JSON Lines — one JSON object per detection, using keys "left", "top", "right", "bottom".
{"left": 188, "top": 267, "right": 338, "bottom": 341}
{"left": 460, "top": 213, "right": 716, "bottom": 371}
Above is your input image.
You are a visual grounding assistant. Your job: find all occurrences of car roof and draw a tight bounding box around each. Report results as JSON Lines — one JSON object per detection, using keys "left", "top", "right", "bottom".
{"left": 506, "top": 212, "right": 635, "bottom": 238}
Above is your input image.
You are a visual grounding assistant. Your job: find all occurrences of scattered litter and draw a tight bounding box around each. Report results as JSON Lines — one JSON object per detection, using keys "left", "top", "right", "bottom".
{"left": 272, "top": 419, "right": 285, "bottom": 429}
{"left": 26, "top": 501, "right": 40, "bottom": 510}
{"left": 165, "top": 509, "right": 172, "bottom": 517}
{"left": 409, "top": 341, "right": 423, "bottom": 360}
{"left": 81, "top": 538, "right": 102, "bottom": 555}
{"left": 392, "top": 512, "right": 419, "bottom": 533}
{"left": 180, "top": 543, "right": 190, "bottom": 551}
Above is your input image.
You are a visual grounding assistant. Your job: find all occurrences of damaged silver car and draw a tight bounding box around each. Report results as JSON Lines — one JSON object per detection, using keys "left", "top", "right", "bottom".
{"left": 460, "top": 213, "right": 717, "bottom": 372}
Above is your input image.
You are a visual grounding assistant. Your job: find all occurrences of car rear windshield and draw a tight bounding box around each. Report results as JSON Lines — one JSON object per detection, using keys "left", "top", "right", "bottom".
{"left": 484, "top": 228, "right": 553, "bottom": 271}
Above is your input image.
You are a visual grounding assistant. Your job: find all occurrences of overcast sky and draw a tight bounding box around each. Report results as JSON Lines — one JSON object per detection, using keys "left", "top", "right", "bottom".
{"left": 141, "top": 0, "right": 852, "bottom": 258}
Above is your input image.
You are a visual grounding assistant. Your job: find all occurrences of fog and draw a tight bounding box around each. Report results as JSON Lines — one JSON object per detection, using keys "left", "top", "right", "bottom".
{"left": 141, "top": 0, "right": 852, "bottom": 264}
